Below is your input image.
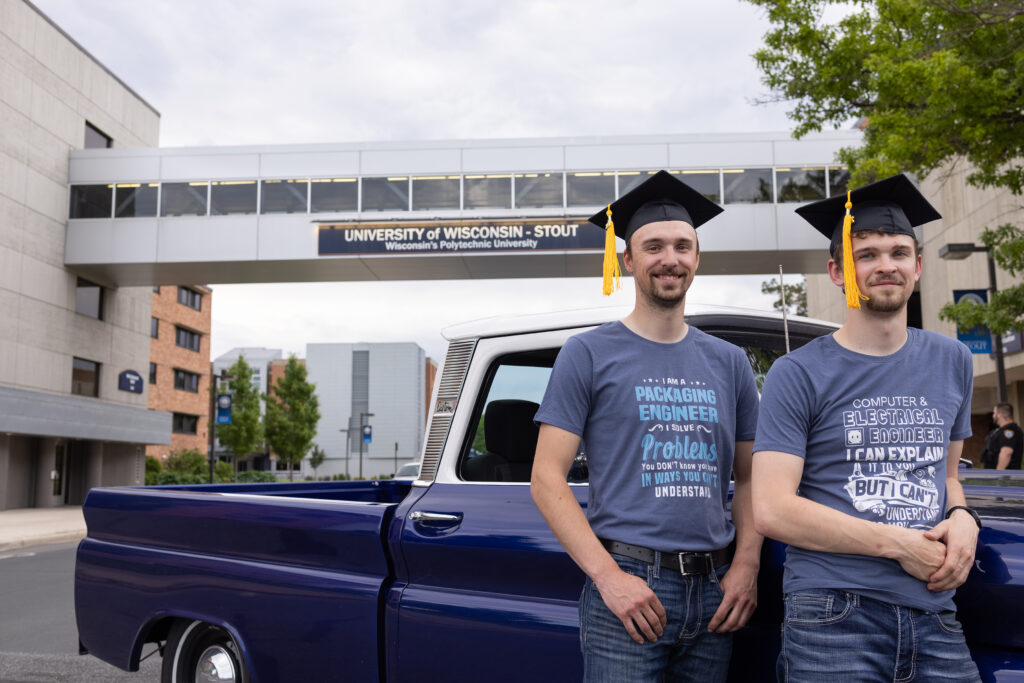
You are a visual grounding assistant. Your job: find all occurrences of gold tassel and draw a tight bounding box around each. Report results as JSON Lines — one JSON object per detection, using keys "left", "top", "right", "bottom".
{"left": 842, "top": 190, "right": 868, "bottom": 308}
{"left": 602, "top": 204, "right": 621, "bottom": 295}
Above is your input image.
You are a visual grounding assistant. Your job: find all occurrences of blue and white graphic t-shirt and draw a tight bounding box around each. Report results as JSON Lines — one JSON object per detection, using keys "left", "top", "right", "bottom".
{"left": 535, "top": 322, "right": 759, "bottom": 552}
{"left": 754, "top": 327, "right": 973, "bottom": 612}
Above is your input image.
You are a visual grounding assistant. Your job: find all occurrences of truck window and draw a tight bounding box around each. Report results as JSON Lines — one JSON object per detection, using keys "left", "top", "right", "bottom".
{"left": 456, "top": 326, "right": 807, "bottom": 484}
{"left": 460, "top": 350, "right": 590, "bottom": 483}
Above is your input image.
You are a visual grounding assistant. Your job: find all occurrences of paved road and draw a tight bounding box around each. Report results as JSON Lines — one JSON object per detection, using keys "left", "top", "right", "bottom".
{"left": 0, "top": 542, "right": 161, "bottom": 682}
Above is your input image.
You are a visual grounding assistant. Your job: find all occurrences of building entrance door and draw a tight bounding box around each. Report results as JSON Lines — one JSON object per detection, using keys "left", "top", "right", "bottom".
{"left": 64, "top": 440, "right": 90, "bottom": 505}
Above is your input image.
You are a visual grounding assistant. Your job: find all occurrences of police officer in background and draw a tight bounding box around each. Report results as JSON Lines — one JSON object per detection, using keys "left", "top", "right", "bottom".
{"left": 982, "top": 403, "right": 1024, "bottom": 469}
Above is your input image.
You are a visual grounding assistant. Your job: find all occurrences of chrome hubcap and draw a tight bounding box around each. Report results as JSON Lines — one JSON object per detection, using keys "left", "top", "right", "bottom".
{"left": 195, "top": 645, "right": 237, "bottom": 682}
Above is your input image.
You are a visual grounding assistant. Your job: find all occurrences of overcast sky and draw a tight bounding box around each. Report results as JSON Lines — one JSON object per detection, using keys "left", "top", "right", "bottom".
{"left": 34, "top": 0, "right": 830, "bottom": 361}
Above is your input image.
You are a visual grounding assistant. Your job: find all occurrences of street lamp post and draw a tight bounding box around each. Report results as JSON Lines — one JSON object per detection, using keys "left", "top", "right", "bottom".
{"left": 938, "top": 242, "right": 1008, "bottom": 402}
{"left": 338, "top": 427, "right": 351, "bottom": 479}
{"left": 358, "top": 412, "right": 374, "bottom": 479}
{"left": 208, "top": 369, "right": 235, "bottom": 483}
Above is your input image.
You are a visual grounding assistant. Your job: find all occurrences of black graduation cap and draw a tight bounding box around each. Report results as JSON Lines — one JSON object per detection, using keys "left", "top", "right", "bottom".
{"left": 587, "top": 170, "right": 724, "bottom": 242}
{"left": 794, "top": 172, "right": 941, "bottom": 309}
{"left": 586, "top": 170, "right": 724, "bottom": 295}
{"left": 794, "top": 173, "right": 941, "bottom": 255}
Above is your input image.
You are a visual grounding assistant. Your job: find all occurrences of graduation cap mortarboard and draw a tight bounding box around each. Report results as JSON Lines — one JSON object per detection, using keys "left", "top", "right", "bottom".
{"left": 586, "top": 170, "right": 724, "bottom": 295}
{"left": 794, "top": 173, "right": 941, "bottom": 309}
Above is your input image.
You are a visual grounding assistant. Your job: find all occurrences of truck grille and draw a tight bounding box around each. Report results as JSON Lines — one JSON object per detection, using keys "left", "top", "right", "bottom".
{"left": 419, "top": 339, "right": 476, "bottom": 482}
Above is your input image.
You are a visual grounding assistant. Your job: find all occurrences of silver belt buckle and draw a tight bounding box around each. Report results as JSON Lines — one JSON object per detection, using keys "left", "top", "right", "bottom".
{"left": 677, "top": 551, "right": 711, "bottom": 577}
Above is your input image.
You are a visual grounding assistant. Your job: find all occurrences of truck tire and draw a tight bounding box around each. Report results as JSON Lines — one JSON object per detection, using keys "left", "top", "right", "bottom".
{"left": 162, "top": 619, "right": 249, "bottom": 683}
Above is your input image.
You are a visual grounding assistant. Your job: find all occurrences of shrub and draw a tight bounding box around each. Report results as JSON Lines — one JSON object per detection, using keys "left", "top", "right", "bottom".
{"left": 237, "top": 471, "right": 278, "bottom": 483}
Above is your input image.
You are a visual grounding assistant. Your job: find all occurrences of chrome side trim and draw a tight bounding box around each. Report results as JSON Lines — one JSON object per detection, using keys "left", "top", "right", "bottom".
{"left": 419, "top": 339, "right": 476, "bottom": 483}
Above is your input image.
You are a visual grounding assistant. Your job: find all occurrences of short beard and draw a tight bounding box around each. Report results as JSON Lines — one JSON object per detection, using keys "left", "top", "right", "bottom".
{"left": 862, "top": 291, "right": 908, "bottom": 314}
{"left": 639, "top": 275, "right": 687, "bottom": 309}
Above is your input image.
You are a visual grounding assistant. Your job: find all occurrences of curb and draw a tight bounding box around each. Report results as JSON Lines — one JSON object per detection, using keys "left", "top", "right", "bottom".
{"left": 0, "top": 530, "right": 87, "bottom": 553}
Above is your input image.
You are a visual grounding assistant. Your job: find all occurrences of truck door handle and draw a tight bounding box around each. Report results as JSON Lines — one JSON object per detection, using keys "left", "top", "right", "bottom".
{"left": 409, "top": 511, "right": 463, "bottom": 526}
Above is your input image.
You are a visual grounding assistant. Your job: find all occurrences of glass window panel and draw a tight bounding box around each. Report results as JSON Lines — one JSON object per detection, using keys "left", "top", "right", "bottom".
{"left": 175, "top": 326, "right": 201, "bottom": 352}
{"left": 412, "top": 176, "right": 460, "bottom": 210}
{"left": 114, "top": 183, "right": 158, "bottom": 218}
{"left": 149, "top": 362, "right": 157, "bottom": 384}
{"left": 777, "top": 167, "right": 826, "bottom": 202}
{"left": 362, "top": 176, "right": 409, "bottom": 211}
{"left": 567, "top": 173, "right": 615, "bottom": 206}
{"left": 69, "top": 185, "right": 112, "bottom": 218}
{"left": 151, "top": 317, "right": 158, "bottom": 338}
{"left": 310, "top": 178, "right": 358, "bottom": 213}
{"left": 172, "top": 413, "right": 198, "bottom": 434}
{"left": 177, "top": 287, "right": 201, "bottom": 310}
{"left": 84, "top": 122, "right": 111, "bottom": 149}
{"left": 617, "top": 172, "right": 657, "bottom": 196}
{"left": 161, "top": 182, "right": 208, "bottom": 217}
{"left": 723, "top": 169, "right": 774, "bottom": 204}
{"left": 829, "top": 167, "right": 851, "bottom": 197}
{"left": 72, "top": 357, "right": 99, "bottom": 397}
{"left": 464, "top": 175, "right": 511, "bottom": 209}
{"left": 675, "top": 170, "right": 721, "bottom": 203}
{"left": 261, "top": 179, "right": 308, "bottom": 214}
{"left": 514, "top": 173, "right": 563, "bottom": 208}
{"left": 75, "top": 277, "right": 103, "bottom": 319}
{"left": 174, "top": 369, "right": 200, "bottom": 393}
{"left": 210, "top": 181, "right": 257, "bottom": 215}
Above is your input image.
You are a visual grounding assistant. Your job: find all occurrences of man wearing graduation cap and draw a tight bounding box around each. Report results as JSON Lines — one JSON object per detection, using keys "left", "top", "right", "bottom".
{"left": 752, "top": 173, "right": 981, "bottom": 681}
{"left": 532, "top": 171, "right": 762, "bottom": 682}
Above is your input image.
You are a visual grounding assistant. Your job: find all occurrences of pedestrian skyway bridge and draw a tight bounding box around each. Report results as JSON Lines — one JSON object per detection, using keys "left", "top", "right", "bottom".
{"left": 64, "top": 131, "right": 863, "bottom": 286}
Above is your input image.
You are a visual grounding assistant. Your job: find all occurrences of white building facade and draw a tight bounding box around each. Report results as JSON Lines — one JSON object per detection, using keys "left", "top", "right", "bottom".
{"left": 306, "top": 342, "right": 425, "bottom": 480}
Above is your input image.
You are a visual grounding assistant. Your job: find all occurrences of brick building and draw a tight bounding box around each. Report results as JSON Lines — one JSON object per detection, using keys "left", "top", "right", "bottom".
{"left": 146, "top": 286, "right": 212, "bottom": 461}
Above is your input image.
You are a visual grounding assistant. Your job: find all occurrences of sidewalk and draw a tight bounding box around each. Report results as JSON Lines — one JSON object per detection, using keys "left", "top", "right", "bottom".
{"left": 0, "top": 506, "right": 86, "bottom": 551}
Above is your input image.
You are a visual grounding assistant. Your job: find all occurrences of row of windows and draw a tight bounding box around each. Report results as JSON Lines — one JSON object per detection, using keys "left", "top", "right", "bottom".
{"left": 149, "top": 363, "right": 197, "bottom": 384}
{"left": 81, "top": 361, "right": 201, "bottom": 397}
{"left": 68, "top": 166, "right": 849, "bottom": 219}
{"left": 151, "top": 318, "right": 203, "bottom": 352}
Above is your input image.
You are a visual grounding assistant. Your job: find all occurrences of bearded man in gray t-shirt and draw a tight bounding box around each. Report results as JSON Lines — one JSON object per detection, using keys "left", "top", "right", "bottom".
{"left": 532, "top": 171, "right": 762, "bottom": 683}
{"left": 753, "top": 174, "right": 982, "bottom": 682}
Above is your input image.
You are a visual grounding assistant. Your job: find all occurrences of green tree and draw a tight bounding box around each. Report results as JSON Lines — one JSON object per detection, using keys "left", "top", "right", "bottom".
{"left": 264, "top": 356, "right": 321, "bottom": 482}
{"left": 939, "top": 224, "right": 1024, "bottom": 333}
{"left": 747, "top": 0, "right": 1024, "bottom": 191}
{"left": 746, "top": 0, "right": 1024, "bottom": 330}
{"left": 761, "top": 275, "right": 808, "bottom": 316}
{"left": 216, "top": 355, "right": 264, "bottom": 480}
{"left": 309, "top": 444, "right": 326, "bottom": 479}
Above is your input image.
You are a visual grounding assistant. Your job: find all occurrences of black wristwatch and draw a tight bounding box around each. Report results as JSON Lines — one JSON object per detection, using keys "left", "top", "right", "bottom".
{"left": 945, "top": 505, "right": 982, "bottom": 530}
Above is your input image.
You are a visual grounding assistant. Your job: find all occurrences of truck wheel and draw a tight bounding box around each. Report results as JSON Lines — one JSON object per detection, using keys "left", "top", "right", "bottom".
{"left": 162, "top": 619, "right": 249, "bottom": 683}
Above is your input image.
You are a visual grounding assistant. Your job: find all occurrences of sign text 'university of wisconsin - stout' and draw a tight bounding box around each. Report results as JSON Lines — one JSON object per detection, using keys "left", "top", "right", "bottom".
{"left": 318, "top": 218, "right": 605, "bottom": 255}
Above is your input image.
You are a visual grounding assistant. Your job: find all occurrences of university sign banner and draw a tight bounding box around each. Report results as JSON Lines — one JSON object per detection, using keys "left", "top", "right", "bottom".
{"left": 318, "top": 218, "right": 605, "bottom": 255}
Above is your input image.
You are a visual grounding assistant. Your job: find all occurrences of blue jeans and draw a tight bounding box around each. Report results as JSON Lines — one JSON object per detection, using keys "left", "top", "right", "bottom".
{"left": 579, "top": 553, "right": 732, "bottom": 683}
{"left": 779, "top": 589, "right": 981, "bottom": 682}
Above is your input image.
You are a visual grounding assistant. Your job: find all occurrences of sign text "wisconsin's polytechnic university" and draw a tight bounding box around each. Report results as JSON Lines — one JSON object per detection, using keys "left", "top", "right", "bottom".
{"left": 318, "top": 218, "right": 604, "bottom": 255}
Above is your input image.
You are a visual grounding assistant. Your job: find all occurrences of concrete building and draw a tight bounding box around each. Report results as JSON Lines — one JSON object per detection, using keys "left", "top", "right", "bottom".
{"left": 306, "top": 342, "right": 426, "bottom": 480}
{"left": 0, "top": 0, "right": 168, "bottom": 509}
{"left": 145, "top": 285, "right": 212, "bottom": 461}
{"left": 804, "top": 167, "right": 1024, "bottom": 463}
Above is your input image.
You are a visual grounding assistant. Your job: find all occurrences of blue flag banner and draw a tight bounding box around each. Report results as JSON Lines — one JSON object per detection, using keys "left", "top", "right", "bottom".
{"left": 953, "top": 289, "right": 992, "bottom": 354}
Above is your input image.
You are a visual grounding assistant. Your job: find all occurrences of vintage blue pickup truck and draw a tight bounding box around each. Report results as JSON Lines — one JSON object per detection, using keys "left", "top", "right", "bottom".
{"left": 75, "top": 306, "right": 1024, "bottom": 682}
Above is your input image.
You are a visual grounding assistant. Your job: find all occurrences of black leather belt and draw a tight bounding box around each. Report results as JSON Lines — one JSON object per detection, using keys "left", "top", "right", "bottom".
{"left": 600, "top": 538, "right": 735, "bottom": 576}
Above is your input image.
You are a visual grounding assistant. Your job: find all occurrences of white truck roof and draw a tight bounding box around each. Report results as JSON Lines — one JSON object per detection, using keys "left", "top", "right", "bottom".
{"left": 442, "top": 303, "right": 833, "bottom": 341}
